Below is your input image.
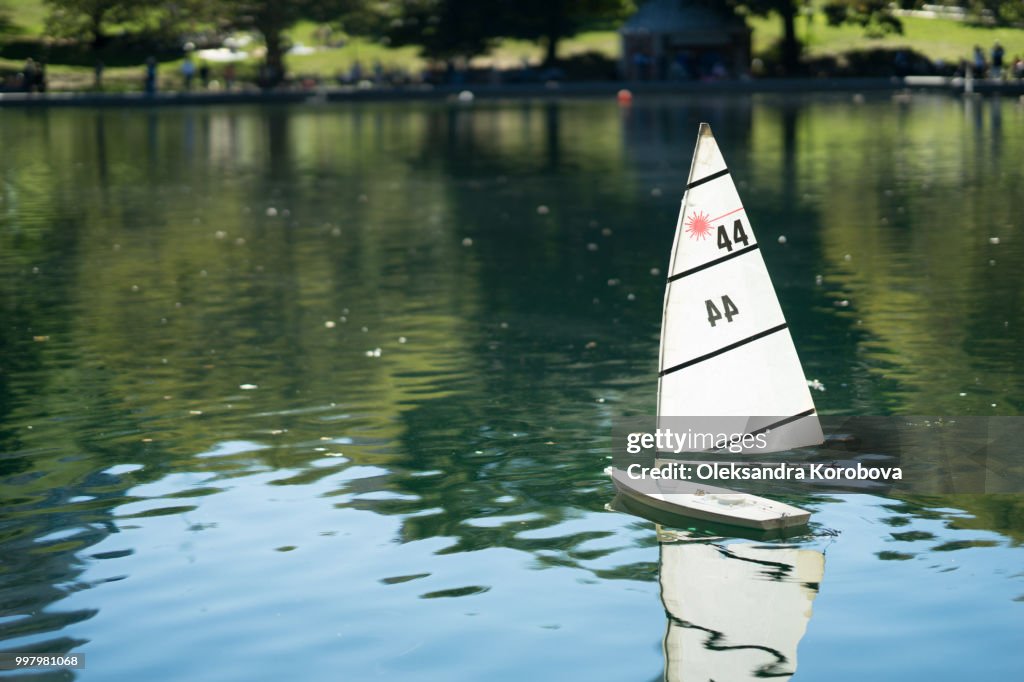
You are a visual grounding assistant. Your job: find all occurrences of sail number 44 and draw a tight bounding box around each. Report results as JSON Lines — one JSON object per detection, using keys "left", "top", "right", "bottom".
{"left": 717, "top": 220, "right": 750, "bottom": 252}
{"left": 706, "top": 295, "right": 739, "bottom": 326}
{"left": 707, "top": 221, "right": 746, "bottom": 326}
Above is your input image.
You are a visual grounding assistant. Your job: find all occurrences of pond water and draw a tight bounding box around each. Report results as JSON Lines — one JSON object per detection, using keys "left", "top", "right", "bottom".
{"left": 0, "top": 94, "right": 1022, "bottom": 680}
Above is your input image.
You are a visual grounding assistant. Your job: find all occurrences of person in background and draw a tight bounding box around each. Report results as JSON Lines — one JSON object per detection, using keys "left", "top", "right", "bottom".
{"left": 144, "top": 56, "right": 157, "bottom": 95}
{"left": 94, "top": 59, "right": 105, "bottom": 90}
{"left": 972, "top": 45, "right": 986, "bottom": 78}
{"left": 34, "top": 61, "right": 46, "bottom": 92}
{"left": 1014, "top": 55, "right": 1024, "bottom": 80}
{"left": 893, "top": 49, "right": 909, "bottom": 78}
{"left": 199, "top": 62, "right": 210, "bottom": 89}
{"left": 991, "top": 41, "right": 1004, "bottom": 80}
{"left": 632, "top": 51, "right": 650, "bottom": 81}
{"left": 181, "top": 55, "right": 196, "bottom": 90}
{"left": 656, "top": 52, "right": 668, "bottom": 80}
{"left": 22, "top": 58, "right": 36, "bottom": 92}
{"left": 224, "top": 63, "right": 236, "bottom": 90}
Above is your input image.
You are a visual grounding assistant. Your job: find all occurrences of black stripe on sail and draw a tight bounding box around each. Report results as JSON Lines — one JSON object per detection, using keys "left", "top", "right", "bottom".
{"left": 685, "top": 168, "right": 729, "bottom": 190}
{"left": 659, "top": 323, "right": 789, "bottom": 377}
{"left": 668, "top": 244, "right": 760, "bottom": 282}
{"left": 749, "top": 409, "right": 817, "bottom": 436}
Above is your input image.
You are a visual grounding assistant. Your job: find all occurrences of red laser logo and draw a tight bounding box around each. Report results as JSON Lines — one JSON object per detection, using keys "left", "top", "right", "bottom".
{"left": 685, "top": 211, "right": 712, "bottom": 240}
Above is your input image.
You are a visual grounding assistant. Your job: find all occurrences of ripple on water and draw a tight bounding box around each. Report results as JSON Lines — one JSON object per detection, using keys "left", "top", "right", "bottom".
{"left": 380, "top": 573, "right": 431, "bottom": 585}
{"left": 194, "top": 440, "right": 269, "bottom": 458}
{"left": 420, "top": 586, "right": 491, "bottom": 599}
{"left": 463, "top": 513, "right": 545, "bottom": 529}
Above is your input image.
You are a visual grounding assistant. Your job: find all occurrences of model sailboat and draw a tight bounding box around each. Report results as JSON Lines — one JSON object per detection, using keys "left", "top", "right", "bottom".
{"left": 609, "top": 123, "right": 823, "bottom": 529}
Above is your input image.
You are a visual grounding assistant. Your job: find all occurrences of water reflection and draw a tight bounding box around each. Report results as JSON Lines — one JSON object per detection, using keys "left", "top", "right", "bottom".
{"left": 658, "top": 529, "right": 823, "bottom": 682}
{"left": 0, "top": 95, "right": 1022, "bottom": 679}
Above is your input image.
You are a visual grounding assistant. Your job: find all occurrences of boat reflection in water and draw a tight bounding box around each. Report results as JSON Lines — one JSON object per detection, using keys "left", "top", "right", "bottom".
{"left": 611, "top": 496, "right": 825, "bottom": 682}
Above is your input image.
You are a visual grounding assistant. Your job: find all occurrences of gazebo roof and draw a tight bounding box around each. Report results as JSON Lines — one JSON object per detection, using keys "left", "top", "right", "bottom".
{"left": 621, "top": 0, "right": 747, "bottom": 35}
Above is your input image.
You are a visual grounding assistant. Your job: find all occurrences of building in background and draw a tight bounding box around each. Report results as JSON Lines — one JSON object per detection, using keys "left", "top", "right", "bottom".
{"left": 620, "top": 0, "right": 751, "bottom": 81}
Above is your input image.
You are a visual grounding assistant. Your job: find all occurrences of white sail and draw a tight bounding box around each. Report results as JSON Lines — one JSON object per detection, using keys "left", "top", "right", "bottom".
{"left": 658, "top": 123, "right": 822, "bottom": 451}
{"left": 661, "top": 538, "right": 824, "bottom": 682}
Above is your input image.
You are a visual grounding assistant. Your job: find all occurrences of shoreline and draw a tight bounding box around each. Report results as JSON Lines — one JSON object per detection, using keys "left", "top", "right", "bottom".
{"left": 1, "top": 76, "right": 1022, "bottom": 107}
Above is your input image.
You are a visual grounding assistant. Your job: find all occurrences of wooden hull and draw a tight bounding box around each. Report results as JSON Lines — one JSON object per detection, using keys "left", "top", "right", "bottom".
{"left": 606, "top": 466, "right": 811, "bottom": 530}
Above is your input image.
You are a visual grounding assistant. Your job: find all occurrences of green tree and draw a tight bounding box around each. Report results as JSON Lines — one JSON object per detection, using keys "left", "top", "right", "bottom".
{"left": 967, "top": 0, "right": 1024, "bottom": 24}
{"left": 375, "top": 0, "right": 632, "bottom": 66}
{"left": 823, "top": 1, "right": 902, "bottom": 37}
{"left": 381, "top": 0, "right": 503, "bottom": 61}
{"left": 0, "top": 1, "right": 12, "bottom": 34}
{"left": 43, "top": 0, "right": 139, "bottom": 52}
{"left": 214, "top": 0, "right": 364, "bottom": 84}
{"left": 734, "top": 0, "right": 803, "bottom": 74}
{"left": 713, "top": 0, "right": 900, "bottom": 74}
{"left": 147, "top": 0, "right": 222, "bottom": 44}
{"left": 500, "top": 0, "right": 634, "bottom": 67}
{"left": 693, "top": 0, "right": 804, "bottom": 74}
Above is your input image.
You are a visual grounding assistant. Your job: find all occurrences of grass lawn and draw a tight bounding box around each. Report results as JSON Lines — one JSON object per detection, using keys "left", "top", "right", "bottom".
{"left": 2, "top": 0, "right": 48, "bottom": 35}
{"left": 750, "top": 11, "right": 1024, "bottom": 63}
{"left": 286, "top": 32, "right": 426, "bottom": 78}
